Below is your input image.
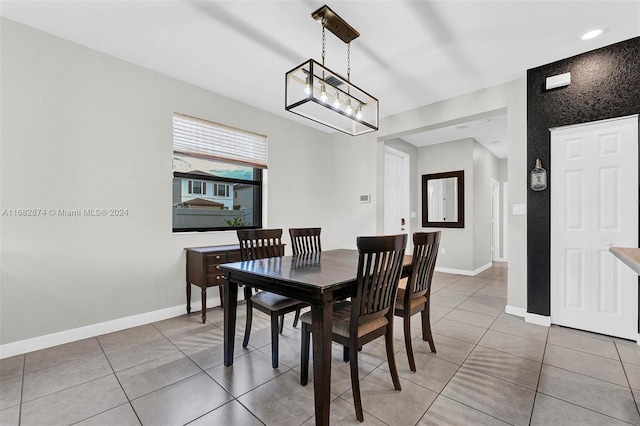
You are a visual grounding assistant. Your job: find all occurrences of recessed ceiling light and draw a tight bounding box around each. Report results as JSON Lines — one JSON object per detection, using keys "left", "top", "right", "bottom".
{"left": 581, "top": 29, "right": 603, "bottom": 40}
{"left": 492, "top": 140, "right": 500, "bottom": 145}
{"left": 456, "top": 125, "right": 468, "bottom": 129}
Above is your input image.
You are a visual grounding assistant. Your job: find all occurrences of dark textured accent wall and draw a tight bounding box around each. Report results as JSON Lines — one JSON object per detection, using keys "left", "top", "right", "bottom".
{"left": 527, "top": 37, "right": 640, "bottom": 316}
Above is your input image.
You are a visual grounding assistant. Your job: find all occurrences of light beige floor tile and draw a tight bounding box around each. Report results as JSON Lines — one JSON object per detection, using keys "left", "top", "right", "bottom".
{"left": 443, "top": 309, "right": 497, "bottom": 329}
{"left": 0, "top": 405, "right": 20, "bottom": 426}
{"left": 239, "top": 370, "right": 335, "bottom": 426}
{"left": 164, "top": 323, "right": 224, "bottom": 350}
{"left": 442, "top": 367, "right": 535, "bottom": 426}
{"left": 24, "top": 338, "right": 101, "bottom": 373}
{"left": 131, "top": 372, "right": 232, "bottom": 426}
{"left": 341, "top": 368, "right": 437, "bottom": 426}
{"left": 623, "top": 362, "right": 640, "bottom": 391}
{"left": 456, "top": 300, "right": 503, "bottom": 317}
{"left": 190, "top": 400, "right": 263, "bottom": 426}
{"left": 432, "top": 319, "right": 487, "bottom": 345}
{"left": 478, "top": 329, "right": 546, "bottom": 362}
{"left": 22, "top": 353, "right": 112, "bottom": 402}
{"left": 418, "top": 395, "right": 509, "bottom": 426}
{"left": 617, "top": 341, "right": 640, "bottom": 366}
{"left": 381, "top": 349, "right": 459, "bottom": 393}
{"left": 97, "top": 324, "right": 164, "bottom": 352}
{"left": 116, "top": 352, "right": 200, "bottom": 399}
{"left": 416, "top": 333, "right": 475, "bottom": 365}
{"left": 543, "top": 344, "right": 627, "bottom": 387}
{"left": 490, "top": 317, "right": 548, "bottom": 342}
{"left": 531, "top": 393, "right": 630, "bottom": 426}
{"left": 183, "top": 336, "right": 254, "bottom": 371}
{"left": 548, "top": 326, "right": 618, "bottom": 359}
{"left": 0, "top": 376, "right": 22, "bottom": 410}
{"left": 431, "top": 294, "right": 465, "bottom": 308}
{"left": 463, "top": 346, "right": 541, "bottom": 390}
{"left": 75, "top": 403, "right": 140, "bottom": 426}
{"left": 206, "top": 350, "right": 287, "bottom": 397}
{"left": 20, "top": 375, "right": 127, "bottom": 426}
{"left": 538, "top": 365, "right": 640, "bottom": 424}
{"left": 0, "top": 356, "right": 24, "bottom": 381}
{"left": 302, "top": 397, "right": 388, "bottom": 426}
{"left": 152, "top": 314, "right": 210, "bottom": 335}
{"left": 104, "top": 336, "right": 178, "bottom": 372}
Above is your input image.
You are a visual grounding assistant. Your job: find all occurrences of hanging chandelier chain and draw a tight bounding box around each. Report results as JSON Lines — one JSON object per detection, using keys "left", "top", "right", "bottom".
{"left": 321, "top": 20, "right": 326, "bottom": 66}
{"left": 347, "top": 42, "right": 351, "bottom": 81}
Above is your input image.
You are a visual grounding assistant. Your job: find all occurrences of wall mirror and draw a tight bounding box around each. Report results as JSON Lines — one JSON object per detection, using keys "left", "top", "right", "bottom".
{"left": 422, "top": 170, "right": 465, "bottom": 228}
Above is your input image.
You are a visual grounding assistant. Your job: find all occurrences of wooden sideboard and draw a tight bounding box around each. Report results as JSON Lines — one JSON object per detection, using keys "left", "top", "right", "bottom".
{"left": 185, "top": 244, "right": 241, "bottom": 323}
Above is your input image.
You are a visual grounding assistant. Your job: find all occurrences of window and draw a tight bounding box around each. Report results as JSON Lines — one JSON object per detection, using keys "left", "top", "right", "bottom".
{"left": 188, "top": 180, "right": 206, "bottom": 195}
{"left": 172, "top": 113, "right": 267, "bottom": 232}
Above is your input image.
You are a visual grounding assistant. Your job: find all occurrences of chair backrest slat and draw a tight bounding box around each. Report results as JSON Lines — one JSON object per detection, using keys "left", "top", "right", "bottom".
{"left": 289, "top": 228, "right": 322, "bottom": 255}
{"left": 354, "top": 234, "right": 407, "bottom": 325}
{"left": 237, "top": 229, "right": 285, "bottom": 261}
{"left": 407, "top": 232, "right": 441, "bottom": 301}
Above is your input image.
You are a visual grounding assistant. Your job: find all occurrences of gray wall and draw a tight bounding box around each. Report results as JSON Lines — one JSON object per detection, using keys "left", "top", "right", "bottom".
{"left": 0, "top": 19, "right": 333, "bottom": 345}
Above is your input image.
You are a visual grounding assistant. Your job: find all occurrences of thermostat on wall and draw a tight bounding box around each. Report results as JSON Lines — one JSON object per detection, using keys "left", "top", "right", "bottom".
{"left": 359, "top": 194, "right": 370, "bottom": 203}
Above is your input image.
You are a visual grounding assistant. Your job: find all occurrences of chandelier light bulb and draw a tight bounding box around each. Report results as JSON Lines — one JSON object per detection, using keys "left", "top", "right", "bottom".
{"left": 345, "top": 99, "right": 353, "bottom": 116}
{"left": 320, "top": 85, "right": 328, "bottom": 103}
{"left": 304, "top": 77, "right": 311, "bottom": 95}
{"left": 333, "top": 93, "right": 341, "bottom": 109}
{"left": 355, "top": 105, "right": 363, "bottom": 119}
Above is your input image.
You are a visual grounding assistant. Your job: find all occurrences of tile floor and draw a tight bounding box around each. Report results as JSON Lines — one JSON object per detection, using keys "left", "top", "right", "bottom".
{"left": 2, "top": 264, "right": 640, "bottom": 425}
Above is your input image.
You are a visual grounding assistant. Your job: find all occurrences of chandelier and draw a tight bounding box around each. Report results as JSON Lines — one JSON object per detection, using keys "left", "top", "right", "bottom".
{"left": 285, "top": 5, "right": 379, "bottom": 136}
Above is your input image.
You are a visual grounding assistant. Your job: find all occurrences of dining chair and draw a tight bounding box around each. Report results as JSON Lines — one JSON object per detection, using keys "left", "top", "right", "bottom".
{"left": 288, "top": 227, "right": 322, "bottom": 326}
{"left": 300, "top": 233, "right": 407, "bottom": 422}
{"left": 289, "top": 227, "right": 322, "bottom": 255}
{"left": 237, "top": 229, "right": 308, "bottom": 368}
{"left": 395, "top": 231, "right": 440, "bottom": 372}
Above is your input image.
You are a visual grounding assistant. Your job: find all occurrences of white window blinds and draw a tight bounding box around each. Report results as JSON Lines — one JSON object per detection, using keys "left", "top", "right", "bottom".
{"left": 173, "top": 113, "right": 268, "bottom": 169}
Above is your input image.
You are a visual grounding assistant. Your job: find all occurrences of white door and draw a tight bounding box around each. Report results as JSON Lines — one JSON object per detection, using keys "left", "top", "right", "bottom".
{"left": 384, "top": 146, "right": 410, "bottom": 237}
{"left": 551, "top": 115, "right": 638, "bottom": 340}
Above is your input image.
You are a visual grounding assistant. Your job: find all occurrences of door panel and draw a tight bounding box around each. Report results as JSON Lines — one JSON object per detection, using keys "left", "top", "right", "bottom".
{"left": 551, "top": 115, "right": 638, "bottom": 340}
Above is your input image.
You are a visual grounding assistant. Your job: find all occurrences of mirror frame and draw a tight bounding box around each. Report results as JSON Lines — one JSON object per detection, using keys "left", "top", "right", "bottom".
{"left": 422, "top": 170, "right": 465, "bottom": 228}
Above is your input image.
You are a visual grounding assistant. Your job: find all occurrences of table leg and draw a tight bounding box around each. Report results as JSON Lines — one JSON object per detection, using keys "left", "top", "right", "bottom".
{"left": 311, "top": 302, "right": 333, "bottom": 426}
{"left": 186, "top": 282, "right": 191, "bottom": 314}
{"left": 223, "top": 278, "right": 238, "bottom": 366}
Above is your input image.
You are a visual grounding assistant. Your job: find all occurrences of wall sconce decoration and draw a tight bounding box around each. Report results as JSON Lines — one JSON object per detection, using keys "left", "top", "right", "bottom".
{"left": 285, "top": 5, "right": 379, "bottom": 136}
{"left": 530, "top": 158, "right": 547, "bottom": 191}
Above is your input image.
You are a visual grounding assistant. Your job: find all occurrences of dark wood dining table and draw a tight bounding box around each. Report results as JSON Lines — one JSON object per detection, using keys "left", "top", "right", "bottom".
{"left": 221, "top": 249, "right": 412, "bottom": 426}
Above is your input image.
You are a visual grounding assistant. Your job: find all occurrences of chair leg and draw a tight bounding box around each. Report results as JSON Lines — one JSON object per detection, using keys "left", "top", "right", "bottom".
{"left": 343, "top": 345, "right": 350, "bottom": 362}
{"left": 385, "top": 326, "right": 402, "bottom": 391}
{"left": 421, "top": 307, "right": 436, "bottom": 353}
{"left": 242, "top": 289, "right": 253, "bottom": 348}
{"left": 349, "top": 341, "right": 364, "bottom": 422}
{"left": 292, "top": 308, "right": 301, "bottom": 328}
{"left": 300, "top": 322, "right": 310, "bottom": 385}
{"left": 271, "top": 313, "right": 280, "bottom": 368}
{"left": 279, "top": 314, "right": 285, "bottom": 334}
{"left": 404, "top": 314, "right": 416, "bottom": 372}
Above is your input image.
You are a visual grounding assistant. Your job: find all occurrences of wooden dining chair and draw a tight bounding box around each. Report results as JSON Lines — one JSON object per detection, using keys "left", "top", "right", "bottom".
{"left": 289, "top": 227, "right": 322, "bottom": 255}
{"left": 300, "top": 233, "right": 407, "bottom": 422}
{"left": 238, "top": 229, "right": 308, "bottom": 368}
{"left": 288, "top": 227, "right": 322, "bottom": 326}
{"left": 394, "top": 231, "right": 440, "bottom": 372}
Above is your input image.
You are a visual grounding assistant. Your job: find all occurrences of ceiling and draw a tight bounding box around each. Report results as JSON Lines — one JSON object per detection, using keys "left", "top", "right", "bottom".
{"left": 2, "top": 1, "right": 639, "bottom": 158}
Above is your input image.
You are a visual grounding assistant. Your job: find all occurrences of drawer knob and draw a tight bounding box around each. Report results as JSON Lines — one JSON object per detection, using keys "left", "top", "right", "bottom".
{"left": 215, "top": 255, "right": 221, "bottom": 259}
{"left": 216, "top": 265, "right": 220, "bottom": 270}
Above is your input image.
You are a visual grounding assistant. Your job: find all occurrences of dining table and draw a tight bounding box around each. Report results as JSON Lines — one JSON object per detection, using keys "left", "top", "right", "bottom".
{"left": 221, "top": 248, "right": 412, "bottom": 426}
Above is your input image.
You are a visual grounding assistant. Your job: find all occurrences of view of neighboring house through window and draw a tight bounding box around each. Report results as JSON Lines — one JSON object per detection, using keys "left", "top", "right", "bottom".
{"left": 172, "top": 113, "right": 267, "bottom": 232}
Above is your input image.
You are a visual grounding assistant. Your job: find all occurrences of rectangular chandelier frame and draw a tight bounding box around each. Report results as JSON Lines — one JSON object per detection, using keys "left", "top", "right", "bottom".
{"left": 285, "top": 59, "right": 379, "bottom": 136}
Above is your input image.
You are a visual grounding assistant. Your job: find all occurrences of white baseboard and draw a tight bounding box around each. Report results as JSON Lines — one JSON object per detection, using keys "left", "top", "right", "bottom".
{"left": 505, "top": 305, "right": 550, "bottom": 327}
{"left": 435, "top": 262, "right": 493, "bottom": 276}
{"left": 524, "top": 312, "right": 551, "bottom": 327}
{"left": 0, "top": 295, "right": 225, "bottom": 359}
{"left": 505, "top": 305, "right": 526, "bottom": 317}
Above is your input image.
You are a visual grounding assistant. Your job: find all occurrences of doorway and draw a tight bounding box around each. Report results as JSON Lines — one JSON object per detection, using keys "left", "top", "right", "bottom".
{"left": 550, "top": 115, "right": 638, "bottom": 340}
{"left": 491, "top": 179, "right": 501, "bottom": 261}
{"left": 384, "top": 146, "right": 410, "bottom": 238}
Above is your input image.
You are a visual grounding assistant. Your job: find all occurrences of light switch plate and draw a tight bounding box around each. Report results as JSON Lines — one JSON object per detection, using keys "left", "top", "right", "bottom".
{"left": 512, "top": 204, "right": 526, "bottom": 215}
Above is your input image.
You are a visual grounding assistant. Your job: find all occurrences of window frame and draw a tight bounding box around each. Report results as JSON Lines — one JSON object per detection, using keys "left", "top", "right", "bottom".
{"left": 173, "top": 169, "right": 263, "bottom": 233}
